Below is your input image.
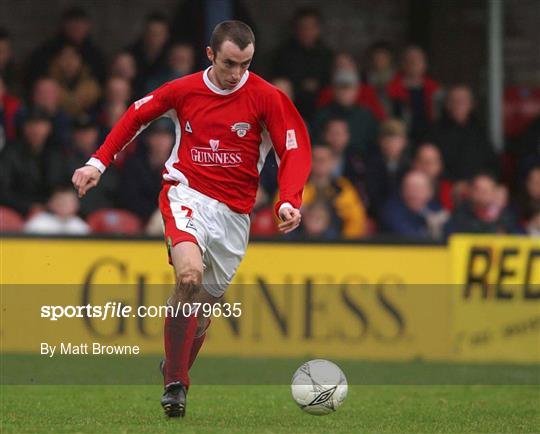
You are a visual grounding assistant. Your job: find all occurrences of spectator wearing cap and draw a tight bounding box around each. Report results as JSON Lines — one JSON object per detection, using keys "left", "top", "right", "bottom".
{"left": 50, "top": 116, "right": 119, "bottom": 216}
{"left": 380, "top": 170, "right": 447, "bottom": 239}
{"left": 48, "top": 44, "right": 101, "bottom": 117}
{"left": 429, "top": 85, "right": 499, "bottom": 183}
{"left": 312, "top": 67, "right": 378, "bottom": 158}
{"left": 446, "top": 173, "right": 517, "bottom": 235}
{"left": 365, "top": 119, "right": 410, "bottom": 217}
{"left": 317, "top": 52, "right": 385, "bottom": 121}
{"left": 24, "top": 186, "right": 89, "bottom": 235}
{"left": 119, "top": 122, "right": 174, "bottom": 222}
{"left": 300, "top": 144, "right": 367, "bottom": 239}
{"left": 387, "top": 45, "right": 442, "bottom": 141}
{"left": 365, "top": 41, "right": 396, "bottom": 117}
{"left": 0, "top": 110, "right": 57, "bottom": 216}
{"left": 271, "top": 7, "right": 334, "bottom": 122}
{"left": 128, "top": 13, "right": 171, "bottom": 98}
{"left": 25, "top": 6, "right": 105, "bottom": 88}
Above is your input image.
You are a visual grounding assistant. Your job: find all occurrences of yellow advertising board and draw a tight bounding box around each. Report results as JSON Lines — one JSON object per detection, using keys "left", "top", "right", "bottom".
{"left": 2, "top": 236, "right": 538, "bottom": 362}
{"left": 449, "top": 235, "right": 540, "bottom": 362}
{"left": 0, "top": 238, "right": 451, "bottom": 360}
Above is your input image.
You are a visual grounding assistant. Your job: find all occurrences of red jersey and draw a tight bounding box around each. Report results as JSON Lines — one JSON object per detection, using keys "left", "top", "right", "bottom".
{"left": 88, "top": 68, "right": 311, "bottom": 215}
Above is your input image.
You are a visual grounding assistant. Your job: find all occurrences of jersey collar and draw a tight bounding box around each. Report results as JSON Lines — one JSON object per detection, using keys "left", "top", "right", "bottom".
{"left": 203, "top": 67, "right": 249, "bottom": 95}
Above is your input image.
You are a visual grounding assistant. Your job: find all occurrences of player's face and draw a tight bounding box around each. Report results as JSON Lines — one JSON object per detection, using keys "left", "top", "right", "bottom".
{"left": 207, "top": 40, "right": 254, "bottom": 89}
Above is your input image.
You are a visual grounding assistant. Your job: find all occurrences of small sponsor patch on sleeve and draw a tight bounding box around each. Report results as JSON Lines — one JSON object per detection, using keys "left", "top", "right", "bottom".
{"left": 286, "top": 129, "right": 298, "bottom": 150}
{"left": 134, "top": 95, "right": 154, "bottom": 110}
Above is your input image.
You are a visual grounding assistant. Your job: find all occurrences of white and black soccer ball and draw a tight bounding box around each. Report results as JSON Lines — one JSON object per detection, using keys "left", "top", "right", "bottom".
{"left": 291, "top": 359, "right": 348, "bottom": 415}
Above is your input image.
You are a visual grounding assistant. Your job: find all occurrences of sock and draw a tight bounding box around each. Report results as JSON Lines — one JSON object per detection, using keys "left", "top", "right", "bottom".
{"left": 163, "top": 312, "right": 197, "bottom": 387}
{"left": 189, "top": 319, "right": 211, "bottom": 369}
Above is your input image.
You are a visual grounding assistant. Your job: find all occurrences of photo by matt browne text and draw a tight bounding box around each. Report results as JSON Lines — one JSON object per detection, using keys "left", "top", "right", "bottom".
{"left": 40, "top": 342, "right": 141, "bottom": 356}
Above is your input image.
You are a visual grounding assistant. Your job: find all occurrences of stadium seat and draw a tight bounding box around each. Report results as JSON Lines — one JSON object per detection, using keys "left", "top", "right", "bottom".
{"left": 0, "top": 206, "right": 24, "bottom": 232}
{"left": 87, "top": 209, "right": 143, "bottom": 235}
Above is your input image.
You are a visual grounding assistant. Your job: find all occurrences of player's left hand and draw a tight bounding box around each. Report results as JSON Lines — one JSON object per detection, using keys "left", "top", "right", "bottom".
{"left": 278, "top": 207, "right": 301, "bottom": 233}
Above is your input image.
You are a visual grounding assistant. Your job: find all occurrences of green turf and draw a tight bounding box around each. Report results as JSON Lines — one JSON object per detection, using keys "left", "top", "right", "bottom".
{"left": 1, "top": 385, "right": 539, "bottom": 433}
{"left": 2, "top": 354, "right": 539, "bottom": 385}
{"left": 1, "top": 356, "right": 539, "bottom": 433}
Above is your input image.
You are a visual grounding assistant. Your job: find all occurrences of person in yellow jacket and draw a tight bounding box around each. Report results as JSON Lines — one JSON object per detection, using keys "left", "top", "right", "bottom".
{"left": 301, "top": 144, "right": 367, "bottom": 238}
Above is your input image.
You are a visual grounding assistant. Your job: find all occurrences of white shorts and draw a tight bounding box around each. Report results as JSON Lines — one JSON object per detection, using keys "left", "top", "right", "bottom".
{"left": 159, "top": 182, "right": 250, "bottom": 297}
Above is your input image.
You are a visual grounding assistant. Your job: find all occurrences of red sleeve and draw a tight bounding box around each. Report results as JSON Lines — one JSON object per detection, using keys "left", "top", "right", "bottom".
{"left": 263, "top": 88, "right": 312, "bottom": 217}
{"left": 89, "top": 81, "right": 178, "bottom": 170}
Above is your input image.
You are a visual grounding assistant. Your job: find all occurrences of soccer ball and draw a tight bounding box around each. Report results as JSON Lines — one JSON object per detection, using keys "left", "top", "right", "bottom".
{"left": 291, "top": 359, "right": 348, "bottom": 415}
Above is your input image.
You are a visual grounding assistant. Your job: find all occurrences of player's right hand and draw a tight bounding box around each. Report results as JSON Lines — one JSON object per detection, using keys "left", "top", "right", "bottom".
{"left": 72, "top": 165, "right": 101, "bottom": 198}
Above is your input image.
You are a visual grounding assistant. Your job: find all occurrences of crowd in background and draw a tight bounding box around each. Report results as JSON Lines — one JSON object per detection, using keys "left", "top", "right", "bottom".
{"left": 1, "top": 6, "right": 539, "bottom": 240}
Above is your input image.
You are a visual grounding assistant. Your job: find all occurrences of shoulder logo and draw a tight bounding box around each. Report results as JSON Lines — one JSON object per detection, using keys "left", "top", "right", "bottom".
{"left": 134, "top": 95, "right": 153, "bottom": 110}
{"left": 231, "top": 122, "right": 251, "bottom": 138}
{"left": 286, "top": 129, "right": 298, "bottom": 150}
{"left": 185, "top": 121, "right": 192, "bottom": 133}
{"left": 209, "top": 139, "right": 220, "bottom": 151}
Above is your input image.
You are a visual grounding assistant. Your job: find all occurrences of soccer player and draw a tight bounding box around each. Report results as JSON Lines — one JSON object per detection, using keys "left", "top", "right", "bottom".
{"left": 72, "top": 21, "right": 311, "bottom": 417}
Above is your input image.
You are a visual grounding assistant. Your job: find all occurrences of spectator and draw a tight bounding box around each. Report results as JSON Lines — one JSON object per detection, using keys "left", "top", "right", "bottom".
{"left": 129, "top": 13, "right": 170, "bottom": 98}
{"left": 119, "top": 122, "right": 173, "bottom": 221}
{"left": 380, "top": 170, "right": 447, "bottom": 239}
{"left": 272, "top": 7, "right": 333, "bottom": 121}
{"left": 365, "top": 119, "right": 410, "bottom": 217}
{"left": 524, "top": 206, "right": 540, "bottom": 236}
{"left": 517, "top": 115, "right": 540, "bottom": 177}
{"left": 0, "top": 110, "right": 56, "bottom": 216}
{"left": 518, "top": 165, "right": 540, "bottom": 224}
{"left": 0, "top": 28, "right": 17, "bottom": 91}
{"left": 110, "top": 51, "right": 138, "bottom": 84}
{"left": 366, "top": 41, "right": 395, "bottom": 117}
{"left": 24, "top": 186, "right": 89, "bottom": 235}
{"left": 296, "top": 200, "right": 340, "bottom": 240}
{"left": 145, "top": 208, "right": 164, "bottom": 236}
{"left": 22, "top": 77, "right": 72, "bottom": 148}
{"left": 143, "top": 43, "right": 195, "bottom": 94}
{"left": 301, "top": 144, "right": 367, "bottom": 239}
{"left": 412, "top": 142, "right": 453, "bottom": 210}
{"left": 171, "top": 0, "right": 255, "bottom": 69}
{"left": 322, "top": 117, "right": 365, "bottom": 197}
{"left": 271, "top": 77, "right": 294, "bottom": 102}
{"left": 25, "top": 6, "right": 105, "bottom": 87}
{"left": 49, "top": 44, "right": 101, "bottom": 117}
{"left": 51, "top": 116, "right": 119, "bottom": 216}
{"left": 317, "top": 52, "right": 385, "bottom": 121}
{"left": 312, "top": 68, "right": 378, "bottom": 157}
{"left": 430, "top": 85, "right": 499, "bottom": 182}
{"left": 97, "top": 76, "right": 131, "bottom": 136}
{"left": 0, "top": 75, "right": 22, "bottom": 148}
{"left": 447, "top": 173, "right": 517, "bottom": 234}
{"left": 250, "top": 186, "right": 278, "bottom": 238}
{"left": 387, "top": 45, "right": 442, "bottom": 141}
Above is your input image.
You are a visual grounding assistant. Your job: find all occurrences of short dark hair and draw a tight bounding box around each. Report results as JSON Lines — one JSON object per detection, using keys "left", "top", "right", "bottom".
{"left": 62, "top": 6, "right": 89, "bottom": 22}
{"left": 293, "top": 7, "right": 321, "bottom": 25}
{"left": 210, "top": 20, "right": 255, "bottom": 53}
{"left": 146, "top": 12, "right": 168, "bottom": 25}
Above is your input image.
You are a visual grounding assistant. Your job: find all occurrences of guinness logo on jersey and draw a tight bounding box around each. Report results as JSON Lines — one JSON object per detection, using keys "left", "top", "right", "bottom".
{"left": 191, "top": 140, "right": 242, "bottom": 167}
{"left": 231, "top": 122, "right": 251, "bottom": 138}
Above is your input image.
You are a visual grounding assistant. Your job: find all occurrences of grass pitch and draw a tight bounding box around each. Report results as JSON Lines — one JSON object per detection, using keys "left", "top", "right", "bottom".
{"left": 1, "top": 356, "right": 539, "bottom": 433}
